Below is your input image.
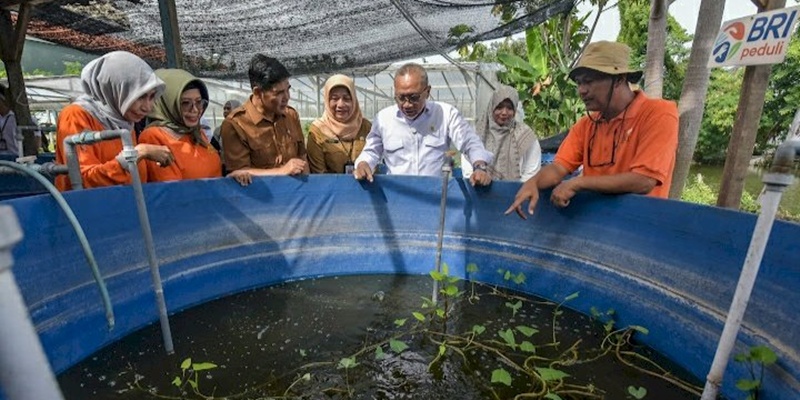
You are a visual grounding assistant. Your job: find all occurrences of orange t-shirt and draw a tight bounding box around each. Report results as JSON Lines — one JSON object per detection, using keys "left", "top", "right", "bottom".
{"left": 137, "top": 126, "right": 222, "bottom": 182}
{"left": 55, "top": 104, "right": 147, "bottom": 191}
{"left": 554, "top": 91, "right": 678, "bottom": 198}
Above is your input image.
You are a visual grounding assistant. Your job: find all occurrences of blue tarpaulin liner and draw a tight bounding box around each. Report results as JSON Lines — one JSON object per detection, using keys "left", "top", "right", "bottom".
{"left": 2, "top": 175, "right": 799, "bottom": 398}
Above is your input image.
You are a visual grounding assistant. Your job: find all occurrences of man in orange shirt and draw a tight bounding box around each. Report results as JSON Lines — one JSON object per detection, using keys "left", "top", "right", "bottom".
{"left": 506, "top": 41, "right": 678, "bottom": 218}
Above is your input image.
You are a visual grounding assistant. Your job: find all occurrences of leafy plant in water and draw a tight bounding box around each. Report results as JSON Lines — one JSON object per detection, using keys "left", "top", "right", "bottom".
{"left": 129, "top": 263, "right": 704, "bottom": 399}
{"left": 552, "top": 292, "right": 579, "bottom": 345}
{"left": 734, "top": 345, "right": 778, "bottom": 400}
{"left": 170, "top": 357, "right": 217, "bottom": 396}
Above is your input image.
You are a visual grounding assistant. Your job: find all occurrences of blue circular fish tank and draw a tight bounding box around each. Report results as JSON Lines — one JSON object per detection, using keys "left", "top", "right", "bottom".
{"left": 2, "top": 175, "right": 799, "bottom": 399}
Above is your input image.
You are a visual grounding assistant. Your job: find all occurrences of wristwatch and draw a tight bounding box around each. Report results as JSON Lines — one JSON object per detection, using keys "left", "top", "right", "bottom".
{"left": 474, "top": 163, "right": 488, "bottom": 172}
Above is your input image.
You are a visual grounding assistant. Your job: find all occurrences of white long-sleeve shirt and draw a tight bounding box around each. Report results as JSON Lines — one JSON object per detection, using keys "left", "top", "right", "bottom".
{"left": 355, "top": 101, "right": 493, "bottom": 177}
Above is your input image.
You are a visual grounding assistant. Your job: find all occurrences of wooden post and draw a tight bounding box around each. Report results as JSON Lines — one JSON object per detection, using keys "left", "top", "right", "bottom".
{"left": 717, "top": 0, "right": 785, "bottom": 209}
{"left": 0, "top": 3, "right": 36, "bottom": 156}
{"left": 157, "top": 0, "right": 183, "bottom": 68}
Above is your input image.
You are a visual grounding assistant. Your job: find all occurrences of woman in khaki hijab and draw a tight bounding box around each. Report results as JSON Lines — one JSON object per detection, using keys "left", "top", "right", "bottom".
{"left": 306, "top": 75, "right": 371, "bottom": 174}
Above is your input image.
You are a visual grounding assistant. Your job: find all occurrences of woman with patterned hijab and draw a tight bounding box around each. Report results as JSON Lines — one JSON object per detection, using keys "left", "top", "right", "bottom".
{"left": 55, "top": 51, "right": 174, "bottom": 191}
{"left": 463, "top": 84, "right": 541, "bottom": 182}
{"left": 306, "top": 74, "right": 372, "bottom": 174}
{"left": 137, "top": 69, "right": 223, "bottom": 183}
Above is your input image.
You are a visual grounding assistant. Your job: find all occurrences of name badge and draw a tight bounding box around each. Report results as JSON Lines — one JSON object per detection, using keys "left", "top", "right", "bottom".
{"left": 344, "top": 161, "right": 355, "bottom": 174}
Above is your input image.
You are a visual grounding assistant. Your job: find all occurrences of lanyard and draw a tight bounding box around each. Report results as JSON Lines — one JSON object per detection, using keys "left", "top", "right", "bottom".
{"left": 338, "top": 139, "right": 355, "bottom": 162}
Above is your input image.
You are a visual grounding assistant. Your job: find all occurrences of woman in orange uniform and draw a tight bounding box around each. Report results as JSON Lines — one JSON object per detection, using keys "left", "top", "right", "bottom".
{"left": 55, "top": 51, "right": 174, "bottom": 191}
{"left": 138, "top": 69, "right": 224, "bottom": 182}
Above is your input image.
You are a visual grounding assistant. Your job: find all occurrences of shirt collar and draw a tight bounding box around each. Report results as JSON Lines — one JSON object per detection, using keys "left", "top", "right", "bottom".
{"left": 590, "top": 90, "right": 647, "bottom": 122}
{"left": 395, "top": 102, "right": 431, "bottom": 122}
{"left": 244, "top": 95, "right": 285, "bottom": 124}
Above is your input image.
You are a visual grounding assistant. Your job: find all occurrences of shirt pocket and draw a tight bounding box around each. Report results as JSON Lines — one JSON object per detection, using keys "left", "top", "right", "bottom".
{"left": 385, "top": 136, "right": 404, "bottom": 153}
{"left": 422, "top": 134, "right": 447, "bottom": 151}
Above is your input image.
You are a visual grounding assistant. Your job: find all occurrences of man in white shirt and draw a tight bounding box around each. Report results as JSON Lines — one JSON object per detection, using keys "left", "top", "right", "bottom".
{"left": 353, "top": 63, "right": 493, "bottom": 186}
{"left": 0, "top": 92, "right": 19, "bottom": 157}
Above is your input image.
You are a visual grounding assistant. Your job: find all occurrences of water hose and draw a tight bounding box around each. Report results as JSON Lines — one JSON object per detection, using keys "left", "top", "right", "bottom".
{"left": 0, "top": 160, "right": 114, "bottom": 329}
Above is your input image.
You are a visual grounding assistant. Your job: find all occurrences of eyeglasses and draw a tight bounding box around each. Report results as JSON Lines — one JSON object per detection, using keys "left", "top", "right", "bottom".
{"left": 587, "top": 108, "right": 628, "bottom": 168}
{"left": 394, "top": 90, "right": 427, "bottom": 105}
{"left": 180, "top": 99, "right": 209, "bottom": 112}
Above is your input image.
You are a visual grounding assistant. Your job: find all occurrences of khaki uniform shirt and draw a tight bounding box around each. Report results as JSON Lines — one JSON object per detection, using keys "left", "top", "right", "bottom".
{"left": 306, "top": 120, "right": 371, "bottom": 174}
{"left": 221, "top": 98, "right": 307, "bottom": 171}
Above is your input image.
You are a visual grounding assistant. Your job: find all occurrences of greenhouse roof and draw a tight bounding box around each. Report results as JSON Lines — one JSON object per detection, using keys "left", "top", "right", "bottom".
{"left": 9, "top": 0, "right": 575, "bottom": 78}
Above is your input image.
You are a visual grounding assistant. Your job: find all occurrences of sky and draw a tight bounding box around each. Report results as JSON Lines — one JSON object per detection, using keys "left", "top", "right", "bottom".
{"left": 583, "top": 0, "right": 800, "bottom": 42}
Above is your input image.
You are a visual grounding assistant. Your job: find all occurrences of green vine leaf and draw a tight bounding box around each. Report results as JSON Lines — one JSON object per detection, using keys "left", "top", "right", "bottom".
{"left": 337, "top": 356, "right": 358, "bottom": 369}
{"left": 750, "top": 345, "right": 778, "bottom": 365}
{"left": 736, "top": 379, "right": 761, "bottom": 391}
{"left": 443, "top": 285, "right": 459, "bottom": 296}
{"left": 536, "top": 367, "right": 570, "bottom": 381}
{"left": 171, "top": 377, "right": 182, "bottom": 387}
{"left": 520, "top": 341, "right": 536, "bottom": 353}
{"left": 627, "top": 385, "right": 648, "bottom": 399}
{"left": 491, "top": 368, "right": 512, "bottom": 386}
{"left": 544, "top": 393, "right": 564, "bottom": 400}
{"left": 394, "top": 318, "right": 407, "bottom": 327}
{"left": 498, "top": 328, "right": 517, "bottom": 349}
{"left": 516, "top": 325, "right": 538, "bottom": 337}
{"left": 412, "top": 312, "right": 426, "bottom": 322}
{"left": 375, "top": 346, "right": 387, "bottom": 360}
{"left": 429, "top": 271, "right": 445, "bottom": 282}
{"left": 180, "top": 358, "right": 191, "bottom": 371}
{"left": 466, "top": 263, "right": 478, "bottom": 273}
{"left": 513, "top": 272, "right": 526, "bottom": 284}
{"left": 505, "top": 300, "right": 522, "bottom": 316}
{"left": 472, "top": 325, "right": 486, "bottom": 335}
{"left": 390, "top": 339, "right": 409, "bottom": 354}
{"left": 192, "top": 362, "right": 217, "bottom": 371}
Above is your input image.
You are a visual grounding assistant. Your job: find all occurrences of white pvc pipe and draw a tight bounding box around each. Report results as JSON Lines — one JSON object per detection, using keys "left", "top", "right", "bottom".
{"left": 700, "top": 184, "right": 785, "bottom": 399}
{"left": 121, "top": 144, "right": 175, "bottom": 355}
{"left": 431, "top": 157, "right": 453, "bottom": 304}
{"left": 0, "top": 206, "right": 65, "bottom": 400}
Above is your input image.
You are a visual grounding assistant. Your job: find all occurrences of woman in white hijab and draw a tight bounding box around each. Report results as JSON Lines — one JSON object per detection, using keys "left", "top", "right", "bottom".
{"left": 55, "top": 51, "right": 174, "bottom": 191}
{"left": 463, "top": 84, "right": 541, "bottom": 182}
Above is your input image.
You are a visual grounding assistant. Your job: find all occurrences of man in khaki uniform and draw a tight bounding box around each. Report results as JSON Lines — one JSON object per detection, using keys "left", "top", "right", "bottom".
{"left": 221, "top": 54, "right": 308, "bottom": 176}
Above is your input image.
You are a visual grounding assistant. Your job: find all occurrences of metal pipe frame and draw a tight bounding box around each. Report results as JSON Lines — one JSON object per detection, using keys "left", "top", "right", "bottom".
{"left": 61, "top": 129, "right": 175, "bottom": 354}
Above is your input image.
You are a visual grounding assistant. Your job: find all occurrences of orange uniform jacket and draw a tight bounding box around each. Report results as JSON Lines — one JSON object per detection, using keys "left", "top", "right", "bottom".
{"left": 554, "top": 92, "right": 678, "bottom": 198}
{"left": 137, "top": 126, "right": 222, "bottom": 182}
{"left": 55, "top": 104, "right": 147, "bottom": 191}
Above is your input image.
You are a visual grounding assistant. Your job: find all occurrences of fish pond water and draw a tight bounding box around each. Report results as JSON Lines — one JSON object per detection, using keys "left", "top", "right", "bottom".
{"left": 58, "top": 274, "right": 703, "bottom": 399}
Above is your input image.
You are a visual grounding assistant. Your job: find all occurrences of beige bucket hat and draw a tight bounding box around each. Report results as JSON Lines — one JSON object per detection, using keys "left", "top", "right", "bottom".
{"left": 569, "top": 41, "right": 643, "bottom": 83}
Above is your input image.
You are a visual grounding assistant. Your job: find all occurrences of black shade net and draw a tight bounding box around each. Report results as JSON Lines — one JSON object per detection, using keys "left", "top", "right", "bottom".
{"left": 23, "top": 0, "right": 575, "bottom": 78}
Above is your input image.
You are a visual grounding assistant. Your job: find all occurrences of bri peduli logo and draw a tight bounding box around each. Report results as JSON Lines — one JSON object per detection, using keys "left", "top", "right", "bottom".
{"left": 712, "top": 8, "right": 798, "bottom": 65}
{"left": 712, "top": 22, "right": 746, "bottom": 63}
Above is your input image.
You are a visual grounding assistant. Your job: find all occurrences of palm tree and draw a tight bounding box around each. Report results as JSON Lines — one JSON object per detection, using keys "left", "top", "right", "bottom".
{"left": 669, "top": 0, "right": 726, "bottom": 199}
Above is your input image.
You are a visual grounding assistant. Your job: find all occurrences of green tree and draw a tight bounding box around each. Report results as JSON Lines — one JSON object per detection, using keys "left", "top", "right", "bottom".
{"left": 617, "top": 0, "right": 691, "bottom": 100}
{"left": 759, "top": 26, "right": 800, "bottom": 154}
{"left": 63, "top": 61, "right": 83, "bottom": 75}
{"left": 695, "top": 68, "right": 744, "bottom": 164}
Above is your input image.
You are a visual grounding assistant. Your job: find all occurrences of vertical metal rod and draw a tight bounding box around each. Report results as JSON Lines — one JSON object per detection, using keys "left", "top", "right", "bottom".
{"left": 432, "top": 157, "right": 453, "bottom": 303}
{"left": 122, "top": 145, "right": 175, "bottom": 354}
{"left": 0, "top": 206, "right": 66, "bottom": 400}
{"left": 700, "top": 181, "right": 787, "bottom": 399}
